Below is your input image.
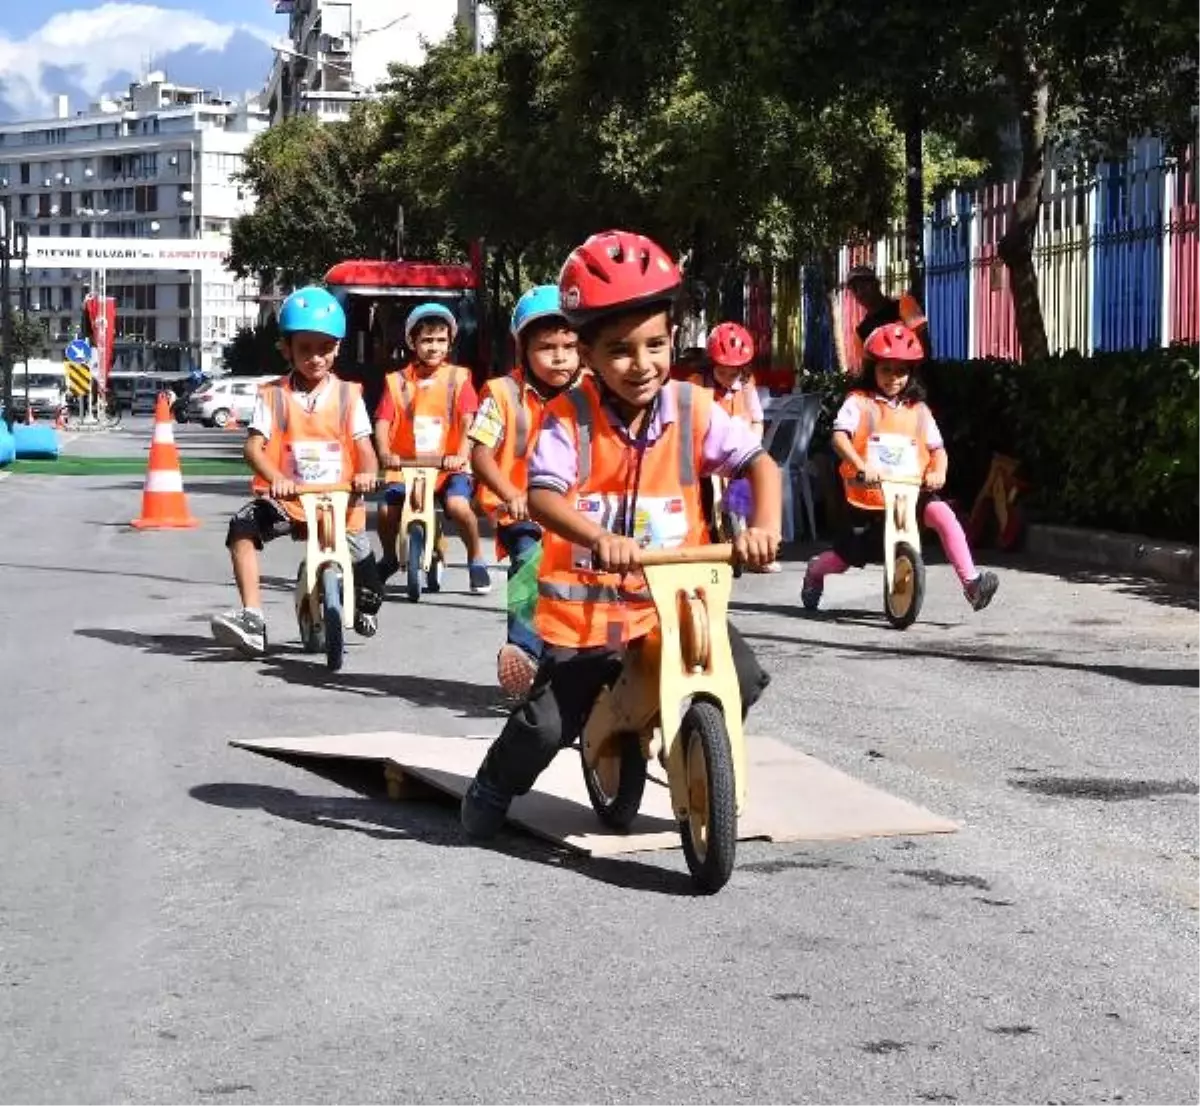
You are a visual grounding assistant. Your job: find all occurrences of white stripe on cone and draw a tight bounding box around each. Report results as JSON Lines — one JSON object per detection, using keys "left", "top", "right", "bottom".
{"left": 153, "top": 422, "right": 176, "bottom": 444}
{"left": 145, "top": 468, "right": 184, "bottom": 493}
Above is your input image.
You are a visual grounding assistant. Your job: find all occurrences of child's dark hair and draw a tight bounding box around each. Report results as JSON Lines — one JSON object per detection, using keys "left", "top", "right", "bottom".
{"left": 862, "top": 356, "right": 926, "bottom": 403}
{"left": 575, "top": 297, "right": 682, "bottom": 348}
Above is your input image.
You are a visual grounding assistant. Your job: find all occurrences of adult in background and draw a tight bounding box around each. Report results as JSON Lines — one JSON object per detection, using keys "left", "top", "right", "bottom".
{"left": 846, "top": 265, "right": 932, "bottom": 371}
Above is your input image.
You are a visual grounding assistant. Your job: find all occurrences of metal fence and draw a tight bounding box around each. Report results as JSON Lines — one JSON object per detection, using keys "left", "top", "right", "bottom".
{"left": 751, "top": 139, "right": 1198, "bottom": 377}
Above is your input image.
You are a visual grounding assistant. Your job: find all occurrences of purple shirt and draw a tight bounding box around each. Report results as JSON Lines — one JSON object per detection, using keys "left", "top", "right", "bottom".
{"left": 529, "top": 382, "right": 764, "bottom": 494}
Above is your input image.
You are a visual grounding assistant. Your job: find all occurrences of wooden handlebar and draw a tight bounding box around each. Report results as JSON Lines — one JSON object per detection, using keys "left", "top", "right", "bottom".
{"left": 277, "top": 482, "right": 355, "bottom": 497}
{"left": 637, "top": 543, "right": 735, "bottom": 567}
{"left": 854, "top": 473, "right": 926, "bottom": 487}
{"left": 385, "top": 454, "right": 453, "bottom": 471}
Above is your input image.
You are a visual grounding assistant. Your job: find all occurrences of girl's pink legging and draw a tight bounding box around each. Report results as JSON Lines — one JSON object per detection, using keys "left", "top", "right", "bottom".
{"left": 808, "top": 500, "right": 978, "bottom": 585}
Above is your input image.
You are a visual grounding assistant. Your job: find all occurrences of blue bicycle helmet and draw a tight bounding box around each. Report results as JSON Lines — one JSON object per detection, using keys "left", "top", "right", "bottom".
{"left": 510, "top": 284, "right": 568, "bottom": 339}
{"left": 278, "top": 285, "right": 346, "bottom": 339}
{"left": 404, "top": 302, "right": 458, "bottom": 344}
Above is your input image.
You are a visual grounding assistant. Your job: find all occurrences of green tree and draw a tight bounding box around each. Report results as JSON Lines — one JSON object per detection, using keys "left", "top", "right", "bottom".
{"left": 222, "top": 317, "right": 287, "bottom": 377}
{"left": 795, "top": 0, "right": 1198, "bottom": 359}
{"left": 4, "top": 313, "right": 50, "bottom": 363}
{"left": 228, "top": 108, "right": 396, "bottom": 288}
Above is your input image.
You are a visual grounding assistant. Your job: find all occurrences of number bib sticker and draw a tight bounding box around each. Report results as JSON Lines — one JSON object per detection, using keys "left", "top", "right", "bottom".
{"left": 286, "top": 440, "right": 344, "bottom": 485}
{"left": 570, "top": 493, "right": 690, "bottom": 569}
{"left": 413, "top": 415, "right": 445, "bottom": 454}
{"left": 866, "top": 433, "right": 920, "bottom": 477}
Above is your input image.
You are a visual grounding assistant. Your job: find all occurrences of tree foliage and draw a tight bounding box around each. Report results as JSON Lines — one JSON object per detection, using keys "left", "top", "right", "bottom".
{"left": 228, "top": 0, "right": 1197, "bottom": 361}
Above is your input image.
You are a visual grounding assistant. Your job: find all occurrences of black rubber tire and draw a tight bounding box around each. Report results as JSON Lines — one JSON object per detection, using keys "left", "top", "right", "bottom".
{"left": 679, "top": 699, "right": 738, "bottom": 894}
{"left": 884, "top": 541, "right": 925, "bottom": 630}
{"left": 406, "top": 523, "right": 425, "bottom": 603}
{"left": 581, "top": 731, "right": 647, "bottom": 831}
{"left": 212, "top": 407, "right": 230, "bottom": 428}
{"left": 322, "top": 565, "right": 344, "bottom": 671}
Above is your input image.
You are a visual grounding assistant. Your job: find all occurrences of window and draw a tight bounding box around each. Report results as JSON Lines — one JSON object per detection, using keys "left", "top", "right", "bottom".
{"left": 134, "top": 185, "right": 157, "bottom": 212}
{"left": 58, "top": 223, "right": 70, "bottom": 236}
{"left": 178, "top": 282, "right": 190, "bottom": 309}
{"left": 19, "top": 162, "right": 29, "bottom": 184}
{"left": 179, "top": 318, "right": 189, "bottom": 343}
{"left": 61, "top": 192, "right": 72, "bottom": 216}
{"left": 37, "top": 194, "right": 49, "bottom": 216}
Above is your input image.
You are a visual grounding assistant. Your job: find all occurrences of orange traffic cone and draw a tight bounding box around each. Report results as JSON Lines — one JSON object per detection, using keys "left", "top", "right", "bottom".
{"left": 131, "top": 394, "right": 200, "bottom": 529}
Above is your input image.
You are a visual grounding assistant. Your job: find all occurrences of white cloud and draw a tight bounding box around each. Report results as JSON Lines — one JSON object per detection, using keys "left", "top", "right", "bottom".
{"left": 0, "top": 3, "right": 275, "bottom": 121}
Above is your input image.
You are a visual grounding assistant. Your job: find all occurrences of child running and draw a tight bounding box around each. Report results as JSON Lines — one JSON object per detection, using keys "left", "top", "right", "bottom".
{"left": 461, "top": 229, "right": 782, "bottom": 840}
{"left": 469, "top": 285, "right": 582, "bottom": 698}
{"left": 801, "top": 322, "right": 999, "bottom": 612}
{"left": 375, "top": 303, "right": 491, "bottom": 595}
{"left": 210, "top": 286, "right": 384, "bottom": 656}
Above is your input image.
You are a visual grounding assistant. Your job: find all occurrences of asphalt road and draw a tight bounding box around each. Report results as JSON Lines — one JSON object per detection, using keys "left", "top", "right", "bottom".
{"left": 1, "top": 421, "right": 1196, "bottom": 1105}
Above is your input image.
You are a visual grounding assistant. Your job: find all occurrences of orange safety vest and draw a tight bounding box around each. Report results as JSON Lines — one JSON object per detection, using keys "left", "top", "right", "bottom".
{"left": 383, "top": 361, "right": 470, "bottom": 460}
{"left": 686, "top": 369, "right": 758, "bottom": 424}
{"left": 252, "top": 374, "right": 367, "bottom": 529}
{"left": 536, "top": 378, "right": 712, "bottom": 650}
{"left": 838, "top": 391, "right": 933, "bottom": 511}
{"left": 475, "top": 368, "right": 552, "bottom": 518}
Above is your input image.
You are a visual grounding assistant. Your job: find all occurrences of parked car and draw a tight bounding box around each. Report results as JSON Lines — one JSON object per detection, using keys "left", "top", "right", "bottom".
{"left": 186, "top": 376, "right": 278, "bottom": 428}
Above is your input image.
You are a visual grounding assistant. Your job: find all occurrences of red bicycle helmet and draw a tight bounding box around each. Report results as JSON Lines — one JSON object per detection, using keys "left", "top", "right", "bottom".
{"left": 557, "top": 229, "right": 682, "bottom": 328}
{"left": 706, "top": 321, "right": 755, "bottom": 368}
{"left": 863, "top": 323, "right": 924, "bottom": 362}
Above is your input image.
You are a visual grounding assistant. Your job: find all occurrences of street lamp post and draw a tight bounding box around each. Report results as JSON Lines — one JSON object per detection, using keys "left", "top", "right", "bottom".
{"left": 15, "top": 223, "right": 30, "bottom": 416}
{"left": 78, "top": 206, "right": 110, "bottom": 422}
{"left": 0, "top": 201, "right": 12, "bottom": 430}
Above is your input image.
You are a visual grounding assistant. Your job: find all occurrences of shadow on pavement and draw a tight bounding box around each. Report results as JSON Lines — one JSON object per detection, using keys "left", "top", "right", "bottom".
{"left": 75, "top": 625, "right": 307, "bottom": 661}
{"left": 2, "top": 560, "right": 225, "bottom": 588}
{"left": 741, "top": 629, "right": 1200, "bottom": 689}
{"left": 730, "top": 599, "right": 959, "bottom": 630}
{"left": 255, "top": 655, "right": 511, "bottom": 720}
{"left": 189, "top": 778, "right": 699, "bottom": 897}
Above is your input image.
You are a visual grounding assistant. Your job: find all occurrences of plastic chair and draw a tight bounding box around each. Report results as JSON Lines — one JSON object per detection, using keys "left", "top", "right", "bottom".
{"left": 763, "top": 392, "right": 822, "bottom": 542}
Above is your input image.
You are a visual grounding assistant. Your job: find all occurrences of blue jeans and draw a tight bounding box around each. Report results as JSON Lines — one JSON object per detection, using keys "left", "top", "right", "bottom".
{"left": 497, "top": 521, "right": 543, "bottom": 660}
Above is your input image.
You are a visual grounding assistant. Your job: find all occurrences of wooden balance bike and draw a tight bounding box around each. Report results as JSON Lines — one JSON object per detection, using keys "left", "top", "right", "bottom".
{"left": 858, "top": 470, "right": 927, "bottom": 630}
{"left": 579, "top": 543, "right": 747, "bottom": 894}
{"left": 387, "top": 455, "right": 451, "bottom": 603}
{"left": 288, "top": 483, "right": 357, "bottom": 672}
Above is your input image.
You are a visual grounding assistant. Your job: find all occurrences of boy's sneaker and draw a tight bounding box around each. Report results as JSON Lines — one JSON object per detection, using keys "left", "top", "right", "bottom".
{"left": 461, "top": 775, "right": 512, "bottom": 841}
{"left": 497, "top": 643, "right": 538, "bottom": 699}
{"left": 964, "top": 570, "right": 999, "bottom": 612}
{"left": 354, "top": 611, "right": 378, "bottom": 637}
{"left": 800, "top": 572, "right": 823, "bottom": 611}
{"left": 210, "top": 608, "right": 267, "bottom": 657}
{"left": 469, "top": 561, "right": 492, "bottom": 595}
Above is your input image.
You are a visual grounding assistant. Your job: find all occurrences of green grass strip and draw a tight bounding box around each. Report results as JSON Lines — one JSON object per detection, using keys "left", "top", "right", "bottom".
{"left": 6, "top": 455, "right": 247, "bottom": 477}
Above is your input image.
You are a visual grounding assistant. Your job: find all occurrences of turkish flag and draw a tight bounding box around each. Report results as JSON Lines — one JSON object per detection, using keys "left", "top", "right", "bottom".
{"left": 83, "top": 294, "right": 117, "bottom": 385}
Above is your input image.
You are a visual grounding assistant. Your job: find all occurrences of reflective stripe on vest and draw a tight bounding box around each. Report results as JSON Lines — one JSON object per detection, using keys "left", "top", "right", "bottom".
{"left": 537, "top": 579, "right": 650, "bottom": 604}
{"left": 500, "top": 374, "right": 530, "bottom": 459}
{"left": 568, "top": 382, "right": 698, "bottom": 491}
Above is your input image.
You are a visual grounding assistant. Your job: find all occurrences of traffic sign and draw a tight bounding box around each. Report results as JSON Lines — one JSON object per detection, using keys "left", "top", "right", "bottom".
{"left": 65, "top": 360, "right": 91, "bottom": 397}
{"left": 65, "top": 338, "right": 92, "bottom": 366}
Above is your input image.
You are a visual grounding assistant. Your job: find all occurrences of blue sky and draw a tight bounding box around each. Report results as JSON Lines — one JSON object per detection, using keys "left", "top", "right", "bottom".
{"left": 4, "top": 0, "right": 277, "bottom": 40}
{"left": 0, "top": 1, "right": 461, "bottom": 121}
{"left": 0, "top": 2, "right": 282, "bottom": 122}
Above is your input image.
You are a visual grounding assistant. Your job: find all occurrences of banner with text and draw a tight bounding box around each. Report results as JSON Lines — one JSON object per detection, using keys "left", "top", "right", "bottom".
{"left": 11, "top": 237, "right": 233, "bottom": 272}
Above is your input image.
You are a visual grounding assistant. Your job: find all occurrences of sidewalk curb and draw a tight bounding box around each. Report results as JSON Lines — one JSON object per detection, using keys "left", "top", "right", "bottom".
{"left": 1025, "top": 523, "right": 1199, "bottom": 586}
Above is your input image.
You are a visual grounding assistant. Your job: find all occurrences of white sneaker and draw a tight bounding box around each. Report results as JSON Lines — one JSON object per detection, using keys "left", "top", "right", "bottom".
{"left": 210, "top": 608, "right": 267, "bottom": 657}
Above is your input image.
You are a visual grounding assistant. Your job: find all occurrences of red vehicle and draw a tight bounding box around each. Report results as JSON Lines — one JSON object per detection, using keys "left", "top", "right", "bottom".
{"left": 324, "top": 259, "right": 487, "bottom": 414}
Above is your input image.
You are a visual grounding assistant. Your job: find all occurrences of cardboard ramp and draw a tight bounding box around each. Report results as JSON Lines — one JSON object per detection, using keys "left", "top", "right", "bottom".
{"left": 232, "top": 731, "right": 958, "bottom": 856}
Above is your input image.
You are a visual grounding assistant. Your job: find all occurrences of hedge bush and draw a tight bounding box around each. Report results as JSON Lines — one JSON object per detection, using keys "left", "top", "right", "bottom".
{"left": 798, "top": 345, "right": 1199, "bottom": 543}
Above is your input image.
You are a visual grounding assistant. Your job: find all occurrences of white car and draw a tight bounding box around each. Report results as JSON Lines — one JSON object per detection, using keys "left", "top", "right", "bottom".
{"left": 186, "top": 376, "right": 278, "bottom": 428}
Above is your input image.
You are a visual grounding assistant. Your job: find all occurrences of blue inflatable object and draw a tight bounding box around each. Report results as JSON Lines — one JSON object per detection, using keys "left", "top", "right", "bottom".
{"left": 0, "top": 422, "right": 14, "bottom": 466}
{"left": 13, "top": 423, "right": 60, "bottom": 459}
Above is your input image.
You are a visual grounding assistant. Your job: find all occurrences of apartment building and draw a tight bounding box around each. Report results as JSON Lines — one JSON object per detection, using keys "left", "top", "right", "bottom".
{"left": 264, "top": 0, "right": 468, "bottom": 125}
{"left": 0, "top": 74, "right": 270, "bottom": 373}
